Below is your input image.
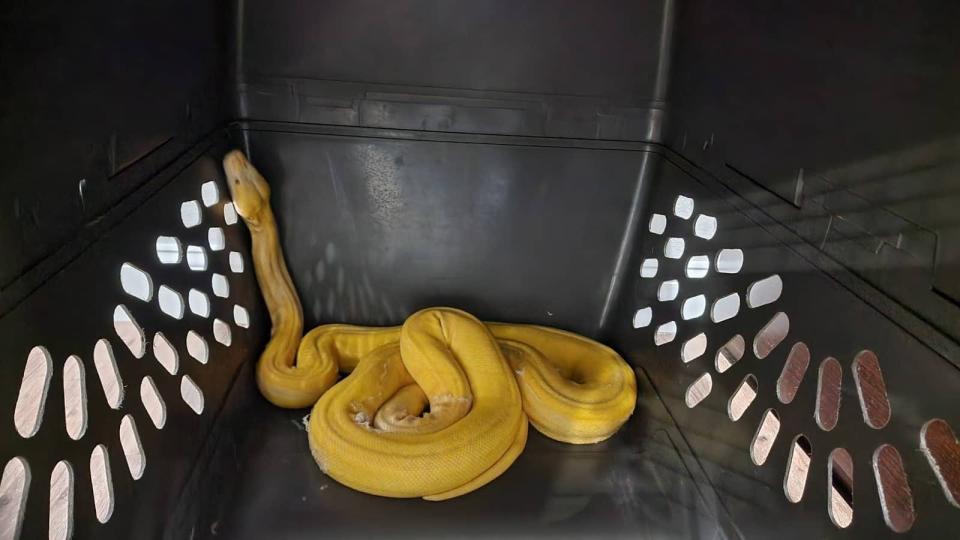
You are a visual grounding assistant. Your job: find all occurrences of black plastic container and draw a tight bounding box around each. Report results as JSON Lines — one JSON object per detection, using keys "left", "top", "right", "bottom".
{"left": 2, "top": 2, "right": 959, "bottom": 538}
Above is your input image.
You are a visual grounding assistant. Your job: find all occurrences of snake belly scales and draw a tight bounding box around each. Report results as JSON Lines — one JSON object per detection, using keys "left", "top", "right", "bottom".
{"left": 223, "top": 149, "right": 637, "bottom": 500}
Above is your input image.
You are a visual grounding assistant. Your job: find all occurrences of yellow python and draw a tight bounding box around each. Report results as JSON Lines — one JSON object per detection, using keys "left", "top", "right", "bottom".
{"left": 223, "top": 150, "right": 637, "bottom": 500}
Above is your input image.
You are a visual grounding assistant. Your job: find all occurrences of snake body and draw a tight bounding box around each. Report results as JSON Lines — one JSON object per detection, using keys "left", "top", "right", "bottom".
{"left": 223, "top": 150, "right": 637, "bottom": 499}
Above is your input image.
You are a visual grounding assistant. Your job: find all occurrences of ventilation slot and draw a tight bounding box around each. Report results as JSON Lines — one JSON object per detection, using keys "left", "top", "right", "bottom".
{"left": 746, "top": 274, "right": 783, "bottom": 308}
{"left": 673, "top": 195, "right": 694, "bottom": 219}
{"left": 715, "top": 335, "right": 745, "bottom": 373}
{"left": 784, "top": 436, "right": 812, "bottom": 503}
{"left": 852, "top": 350, "right": 890, "bottom": 429}
{"left": 223, "top": 202, "right": 238, "bottom": 225}
{"left": 728, "top": 374, "right": 758, "bottom": 421}
{"left": 208, "top": 227, "right": 226, "bottom": 251}
{"left": 685, "top": 255, "right": 710, "bottom": 278}
{"left": 189, "top": 289, "right": 210, "bottom": 318}
{"left": 693, "top": 214, "right": 717, "bottom": 240}
{"left": 180, "top": 200, "right": 202, "bottom": 228}
{"left": 873, "top": 444, "right": 915, "bottom": 533}
{"left": 710, "top": 293, "right": 740, "bottom": 323}
{"left": 828, "top": 448, "right": 854, "bottom": 529}
{"left": 141, "top": 377, "right": 167, "bottom": 429}
{"left": 0, "top": 457, "right": 30, "bottom": 540}
{"left": 156, "top": 236, "right": 183, "bottom": 264}
{"left": 93, "top": 340, "right": 124, "bottom": 409}
{"left": 640, "top": 258, "right": 658, "bottom": 278}
{"left": 201, "top": 180, "right": 220, "bottom": 207}
{"left": 664, "top": 238, "right": 685, "bottom": 259}
{"left": 681, "top": 295, "right": 706, "bottom": 320}
{"left": 715, "top": 249, "right": 743, "bottom": 274}
{"left": 658, "top": 280, "right": 679, "bottom": 302}
{"left": 632, "top": 308, "right": 652, "bottom": 329}
{"left": 920, "top": 419, "right": 960, "bottom": 508}
{"left": 229, "top": 251, "right": 245, "bottom": 273}
{"left": 120, "top": 263, "right": 154, "bottom": 302}
{"left": 89, "top": 445, "right": 115, "bottom": 524}
{"left": 62, "top": 356, "right": 87, "bottom": 441}
{"left": 816, "top": 357, "right": 842, "bottom": 431}
{"left": 649, "top": 213, "right": 667, "bottom": 234}
{"left": 48, "top": 460, "right": 74, "bottom": 540}
{"left": 654, "top": 321, "right": 677, "bottom": 346}
{"left": 158, "top": 285, "right": 185, "bottom": 319}
{"left": 14, "top": 346, "right": 52, "bottom": 438}
{"left": 685, "top": 373, "right": 712, "bottom": 408}
{"left": 181, "top": 375, "right": 205, "bottom": 414}
{"left": 186, "top": 245, "right": 208, "bottom": 271}
{"left": 186, "top": 331, "right": 209, "bottom": 364}
{"left": 119, "top": 415, "right": 145, "bottom": 480}
{"left": 777, "top": 342, "right": 810, "bottom": 404}
{"left": 212, "top": 273, "right": 230, "bottom": 298}
{"left": 152, "top": 332, "right": 178, "bottom": 375}
{"left": 681, "top": 333, "right": 707, "bottom": 363}
{"left": 750, "top": 409, "right": 780, "bottom": 466}
{"left": 234, "top": 305, "right": 250, "bottom": 328}
{"left": 753, "top": 312, "right": 789, "bottom": 359}
{"left": 113, "top": 305, "right": 145, "bottom": 358}
{"left": 213, "top": 319, "right": 232, "bottom": 346}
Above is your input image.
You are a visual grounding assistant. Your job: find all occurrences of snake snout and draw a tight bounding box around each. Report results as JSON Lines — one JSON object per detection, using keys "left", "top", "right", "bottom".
{"left": 222, "top": 149, "right": 270, "bottom": 222}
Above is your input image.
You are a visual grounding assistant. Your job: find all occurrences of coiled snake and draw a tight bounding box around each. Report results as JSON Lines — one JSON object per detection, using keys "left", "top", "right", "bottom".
{"left": 223, "top": 150, "right": 637, "bottom": 500}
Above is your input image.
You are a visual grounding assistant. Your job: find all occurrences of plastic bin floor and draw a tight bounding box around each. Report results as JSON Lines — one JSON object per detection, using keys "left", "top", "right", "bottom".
{"left": 192, "top": 366, "right": 734, "bottom": 539}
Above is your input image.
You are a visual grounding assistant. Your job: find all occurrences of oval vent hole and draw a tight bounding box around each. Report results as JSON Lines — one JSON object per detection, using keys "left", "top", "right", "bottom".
{"left": 119, "top": 263, "right": 153, "bottom": 302}
{"left": 201, "top": 181, "right": 220, "bottom": 207}
{"left": 0, "top": 457, "right": 30, "bottom": 540}
{"left": 873, "top": 444, "right": 915, "bottom": 533}
{"left": 816, "top": 357, "right": 843, "bottom": 431}
{"left": 664, "top": 238, "right": 685, "bottom": 259}
{"left": 189, "top": 289, "right": 210, "bottom": 318}
{"left": 658, "top": 280, "right": 679, "bottom": 302}
{"left": 685, "top": 255, "right": 710, "bottom": 278}
{"left": 152, "top": 332, "right": 178, "bottom": 375}
{"left": 158, "top": 285, "right": 185, "bottom": 319}
{"left": 113, "top": 305, "right": 146, "bottom": 358}
{"left": 828, "top": 448, "right": 854, "bottom": 529}
{"left": 852, "top": 350, "right": 891, "bottom": 429}
{"left": 213, "top": 319, "right": 233, "bottom": 346}
{"left": 212, "top": 274, "right": 230, "bottom": 298}
{"left": 920, "top": 419, "right": 960, "bottom": 508}
{"left": 186, "top": 245, "right": 208, "bottom": 271}
{"left": 186, "top": 331, "right": 209, "bottom": 364}
{"left": 649, "top": 213, "right": 667, "bottom": 234}
{"left": 746, "top": 274, "right": 783, "bottom": 308}
{"left": 640, "top": 258, "right": 658, "bottom": 278}
{"left": 229, "top": 251, "right": 245, "bottom": 273}
{"left": 89, "top": 445, "right": 115, "bottom": 524}
{"left": 681, "top": 333, "right": 707, "bottom": 363}
{"left": 711, "top": 292, "right": 740, "bottom": 323}
{"left": 685, "top": 373, "right": 712, "bottom": 408}
{"left": 181, "top": 375, "right": 205, "bottom": 414}
{"left": 49, "top": 460, "right": 74, "bottom": 540}
{"left": 234, "top": 305, "right": 250, "bottom": 328}
{"left": 93, "top": 340, "right": 124, "bottom": 409}
{"left": 654, "top": 321, "right": 677, "bottom": 346}
{"left": 716, "top": 335, "right": 745, "bottom": 373}
{"left": 223, "top": 202, "right": 238, "bottom": 225}
{"left": 715, "top": 249, "right": 743, "bottom": 274}
{"left": 693, "top": 214, "right": 717, "bottom": 240}
{"left": 777, "top": 342, "right": 810, "bottom": 404}
{"left": 632, "top": 307, "right": 652, "bottom": 329}
{"left": 750, "top": 409, "right": 781, "bottom": 466}
{"left": 681, "top": 295, "right": 706, "bottom": 320}
{"left": 63, "top": 355, "right": 88, "bottom": 441}
{"left": 14, "top": 346, "right": 53, "bottom": 438}
{"left": 728, "top": 374, "right": 758, "bottom": 421}
{"left": 180, "top": 200, "right": 202, "bottom": 228}
{"left": 674, "top": 195, "right": 695, "bottom": 219}
{"left": 119, "top": 415, "right": 146, "bottom": 480}
{"left": 753, "top": 312, "right": 789, "bottom": 359}
{"left": 156, "top": 236, "right": 182, "bottom": 264}
{"left": 208, "top": 227, "right": 225, "bottom": 252}
{"left": 141, "top": 377, "right": 167, "bottom": 430}
{"left": 785, "top": 435, "right": 812, "bottom": 503}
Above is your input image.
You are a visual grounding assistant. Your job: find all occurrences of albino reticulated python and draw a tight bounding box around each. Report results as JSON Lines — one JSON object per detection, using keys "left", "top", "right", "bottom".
{"left": 222, "top": 150, "right": 637, "bottom": 500}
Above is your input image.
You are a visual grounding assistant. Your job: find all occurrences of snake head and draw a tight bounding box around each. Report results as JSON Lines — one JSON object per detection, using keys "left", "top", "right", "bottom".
{"left": 223, "top": 150, "right": 271, "bottom": 226}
